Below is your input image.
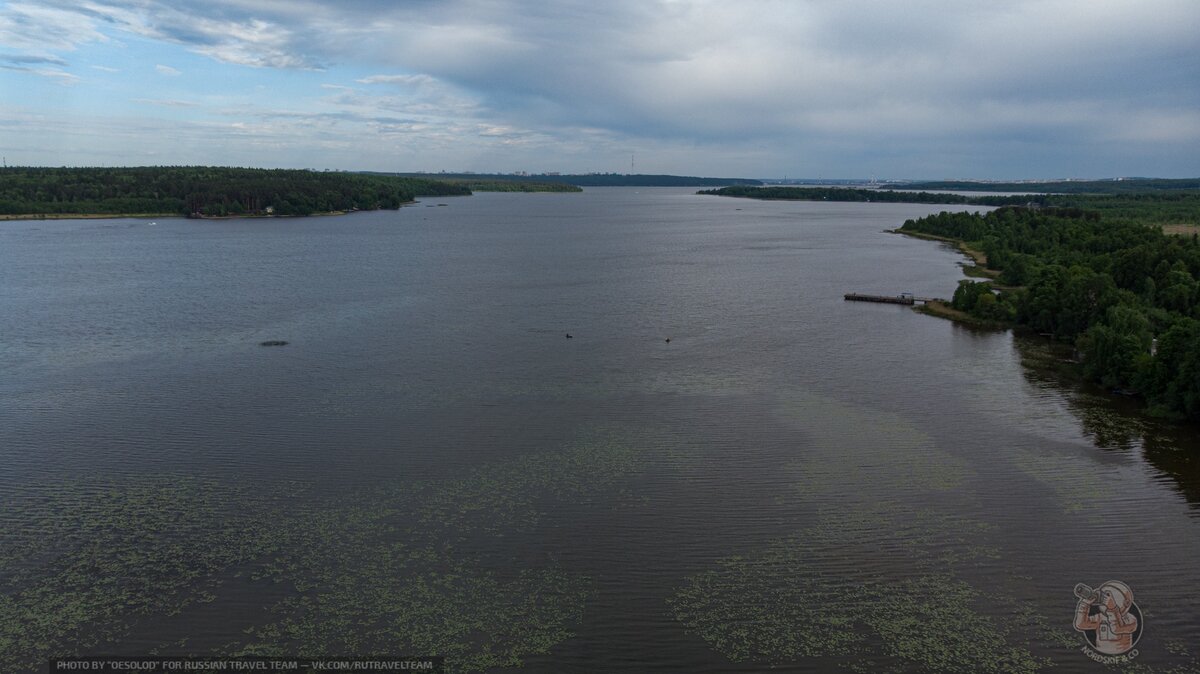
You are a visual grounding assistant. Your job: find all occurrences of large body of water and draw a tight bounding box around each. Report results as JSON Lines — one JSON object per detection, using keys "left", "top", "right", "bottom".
{"left": 2, "top": 188, "right": 1198, "bottom": 672}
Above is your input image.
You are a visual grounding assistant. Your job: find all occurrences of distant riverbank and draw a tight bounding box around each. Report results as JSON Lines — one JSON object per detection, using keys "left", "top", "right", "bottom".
{"left": 0, "top": 212, "right": 176, "bottom": 221}
{"left": 0, "top": 166, "right": 468, "bottom": 219}
{"left": 699, "top": 184, "right": 1028, "bottom": 206}
{"left": 0, "top": 209, "right": 387, "bottom": 222}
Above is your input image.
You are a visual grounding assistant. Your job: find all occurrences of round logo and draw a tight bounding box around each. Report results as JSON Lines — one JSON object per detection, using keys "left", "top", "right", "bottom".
{"left": 1073, "top": 580, "right": 1142, "bottom": 657}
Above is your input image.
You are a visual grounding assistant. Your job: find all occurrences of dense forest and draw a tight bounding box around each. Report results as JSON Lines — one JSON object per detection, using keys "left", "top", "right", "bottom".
{"left": 703, "top": 185, "right": 1200, "bottom": 225}
{"left": 392, "top": 173, "right": 763, "bottom": 187}
{"left": 0, "top": 166, "right": 471, "bottom": 217}
{"left": 900, "top": 178, "right": 1200, "bottom": 194}
{"left": 375, "top": 176, "right": 582, "bottom": 193}
{"left": 900, "top": 203, "right": 1200, "bottom": 421}
{"left": 699, "top": 185, "right": 1034, "bottom": 205}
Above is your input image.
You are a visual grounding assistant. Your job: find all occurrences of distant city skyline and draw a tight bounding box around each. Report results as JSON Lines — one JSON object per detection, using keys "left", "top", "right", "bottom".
{"left": 1, "top": 0, "right": 1197, "bottom": 179}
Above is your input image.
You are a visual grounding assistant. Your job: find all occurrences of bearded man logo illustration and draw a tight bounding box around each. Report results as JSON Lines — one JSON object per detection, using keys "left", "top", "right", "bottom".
{"left": 1073, "top": 580, "right": 1142, "bottom": 656}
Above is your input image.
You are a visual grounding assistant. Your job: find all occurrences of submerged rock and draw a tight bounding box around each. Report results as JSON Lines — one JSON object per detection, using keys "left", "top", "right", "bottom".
{"left": 259, "top": 340, "right": 289, "bottom": 347}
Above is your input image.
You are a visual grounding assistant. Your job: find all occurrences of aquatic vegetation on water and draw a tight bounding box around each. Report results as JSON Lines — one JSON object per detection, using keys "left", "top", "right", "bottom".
{"left": 234, "top": 545, "right": 588, "bottom": 671}
{"left": 671, "top": 554, "right": 1046, "bottom": 672}
{"left": 418, "top": 432, "right": 640, "bottom": 534}
{"left": 0, "top": 479, "right": 287, "bottom": 671}
{"left": 669, "top": 509, "right": 1046, "bottom": 673}
{"left": 667, "top": 393, "right": 1088, "bottom": 672}
{"left": 0, "top": 429, "right": 645, "bottom": 673}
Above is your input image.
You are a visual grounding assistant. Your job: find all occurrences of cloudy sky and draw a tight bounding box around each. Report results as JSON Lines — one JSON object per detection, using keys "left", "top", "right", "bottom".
{"left": 1, "top": 0, "right": 1197, "bottom": 179}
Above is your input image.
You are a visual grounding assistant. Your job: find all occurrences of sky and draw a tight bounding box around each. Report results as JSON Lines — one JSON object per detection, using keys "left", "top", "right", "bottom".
{"left": 0, "top": 0, "right": 1197, "bottom": 179}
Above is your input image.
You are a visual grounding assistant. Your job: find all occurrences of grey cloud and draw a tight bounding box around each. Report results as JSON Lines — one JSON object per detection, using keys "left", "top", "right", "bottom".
{"left": 2, "top": 0, "right": 1197, "bottom": 176}
{"left": 356, "top": 74, "right": 435, "bottom": 86}
{"left": 289, "top": 0, "right": 1200, "bottom": 157}
{"left": 19, "top": 0, "right": 325, "bottom": 69}
{"left": 0, "top": 2, "right": 107, "bottom": 52}
{"left": 1, "top": 53, "right": 68, "bottom": 66}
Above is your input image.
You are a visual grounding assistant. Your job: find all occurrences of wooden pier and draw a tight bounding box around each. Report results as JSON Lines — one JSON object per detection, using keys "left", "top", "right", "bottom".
{"left": 844, "top": 292, "right": 936, "bottom": 305}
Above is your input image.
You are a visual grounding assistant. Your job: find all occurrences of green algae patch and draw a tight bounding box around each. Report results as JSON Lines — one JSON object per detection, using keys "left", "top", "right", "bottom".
{"left": 669, "top": 548, "right": 863, "bottom": 661}
{"left": 0, "top": 429, "right": 649, "bottom": 672}
{"left": 863, "top": 575, "right": 1040, "bottom": 673}
{"left": 670, "top": 554, "right": 1045, "bottom": 672}
{"left": 0, "top": 478, "right": 288, "bottom": 672}
{"left": 234, "top": 546, "right": 588, "bottom": 671}
{"left": 669, "top": 508, "right": 1046, "bottom": 673}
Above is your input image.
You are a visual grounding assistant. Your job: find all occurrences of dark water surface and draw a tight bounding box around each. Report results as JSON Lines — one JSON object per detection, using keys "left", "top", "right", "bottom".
{"left": 2, "top": 188, "right": 1198, "bottom": 672}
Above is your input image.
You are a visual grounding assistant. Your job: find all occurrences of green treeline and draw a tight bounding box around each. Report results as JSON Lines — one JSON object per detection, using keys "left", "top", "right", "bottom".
{"left": 1042, "top": 192, "right": 1200, "bottom": 225}
{"left": 419, "top": 179, "right": 582, "bottom": 193}
{"left": 700, "top": 185, "right": 1034, "bottom": 206}
{"left": 900, "top": 178, "right": 1200, "bottom": 194}
{"left": 0, "top": 166, "right": 471, "bottom": 217}
{"left": 702, "top": 185, "right": 1200, "bottom": 225}
{"left": 391, "top": 173, "right": 763, "bottom": 187}
{"left": 526, "top": 174, "right": 761, "bottom": 187}
{"left": 901, "top": 205, "right": 1200, "bottom": 421}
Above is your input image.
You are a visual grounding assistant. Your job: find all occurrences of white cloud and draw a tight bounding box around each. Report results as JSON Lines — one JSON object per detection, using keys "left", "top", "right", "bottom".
{"left": 356, "top": 74, "right": 434, "bottom": 86}
{"left": 155, "top": 64, "right": 181, "bottom": 76}
{"left": 0, "top": 2, "right": 106, "bottom": 53}
{"left": 0, "top": 64, "right": 81, "bottom": 84}
{"left": 0, "top": 0, "right": 1196, "bottom": 176}
{"left": 185, "top": 17, "right": 317, "bottom": 69}
{"left": 133, "top": 98, "right": 200, "bottom": 108}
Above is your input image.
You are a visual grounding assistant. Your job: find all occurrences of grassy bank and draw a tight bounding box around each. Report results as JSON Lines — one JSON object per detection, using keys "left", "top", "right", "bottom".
{"left": 890, "top": 228, "right": 998, "bottom": 278}
{"left": 914, "top": 300, "right": 1008, "bottom": 329}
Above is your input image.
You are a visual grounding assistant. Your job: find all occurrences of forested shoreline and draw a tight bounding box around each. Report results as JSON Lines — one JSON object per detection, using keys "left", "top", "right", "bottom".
{"left": 709, "top": 182, "right": 1200, "bottom": 421}
{"left": 900, "top": 204, "right": 1200, "bottom": 421}
{"left": 699, "top": 185, "right": 1032, "bottom": 206}
{"left": 700, "top": 185, "right": 1200, "bottom": 224}
{"left": 0, "top": 166, "right": 471, "bottom": 218}
{"left": 900, "top": 178, "right": 1200, "bottom": 194}
{"left": 390, "top": 172, "right": 763, "bottom": 187}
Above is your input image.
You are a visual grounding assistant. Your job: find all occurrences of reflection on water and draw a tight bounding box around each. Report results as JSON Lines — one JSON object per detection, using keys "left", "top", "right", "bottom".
{"left": 1014, "top": 335, "right": 1200, "bottom": 508}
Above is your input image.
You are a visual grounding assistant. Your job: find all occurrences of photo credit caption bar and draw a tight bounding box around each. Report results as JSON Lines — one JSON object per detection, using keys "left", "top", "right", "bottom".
{"left": 50, "top": 658, "right": 444, "bottom": 673}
